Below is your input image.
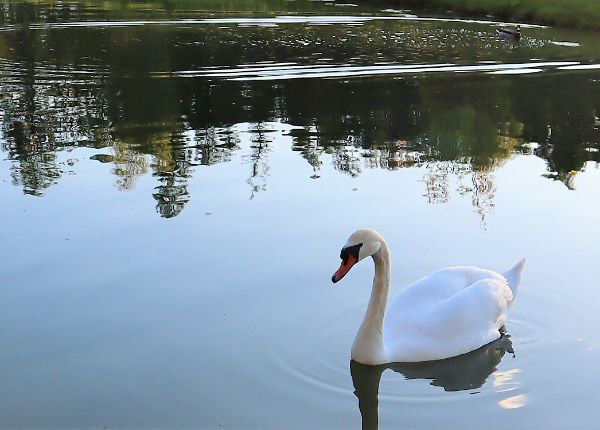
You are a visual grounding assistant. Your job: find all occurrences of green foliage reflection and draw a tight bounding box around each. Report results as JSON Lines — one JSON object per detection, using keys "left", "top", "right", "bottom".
{"left": 0, "top": 0, "right": 599, "bottom": 217}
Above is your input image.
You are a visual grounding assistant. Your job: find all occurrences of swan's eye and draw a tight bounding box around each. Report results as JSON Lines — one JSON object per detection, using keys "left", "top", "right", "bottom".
{"left": 340, "top": 243, "right": 363, "bottom": 262}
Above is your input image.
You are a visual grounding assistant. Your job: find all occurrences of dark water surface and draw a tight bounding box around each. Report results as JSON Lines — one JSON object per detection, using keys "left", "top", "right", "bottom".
{"left": 1, "top": 1, "right": 600, "bottom": 428}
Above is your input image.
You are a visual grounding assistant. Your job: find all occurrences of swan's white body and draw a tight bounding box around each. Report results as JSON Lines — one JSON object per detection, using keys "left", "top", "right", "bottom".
{"left": 332, "top": 229, "right": 525, "bottom": 365}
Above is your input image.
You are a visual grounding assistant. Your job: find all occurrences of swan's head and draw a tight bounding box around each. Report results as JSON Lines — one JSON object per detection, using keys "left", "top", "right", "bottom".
{"left": 332, "top": 229, "right": 383, "bottom": 283}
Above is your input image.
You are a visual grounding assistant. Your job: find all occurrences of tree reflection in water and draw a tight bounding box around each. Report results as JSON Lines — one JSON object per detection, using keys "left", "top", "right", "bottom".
{"left": 1, "top": 0, "right": 599, "bottom": 217}
{"left": 351, "top": 335, "right": 515, "bottom": 430}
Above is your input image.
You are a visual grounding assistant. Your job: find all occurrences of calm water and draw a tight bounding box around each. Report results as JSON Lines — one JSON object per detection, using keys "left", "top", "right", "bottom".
{"left": 1, "top": 1, "right": 600, "bottom": 428}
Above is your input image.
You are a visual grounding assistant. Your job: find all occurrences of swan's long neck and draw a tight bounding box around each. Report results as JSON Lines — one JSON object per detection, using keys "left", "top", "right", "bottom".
{"left": 351, "top": 241, "right": 391, "bottom": 365}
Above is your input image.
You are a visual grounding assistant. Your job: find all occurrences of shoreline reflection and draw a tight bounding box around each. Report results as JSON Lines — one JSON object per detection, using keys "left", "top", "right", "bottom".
{"left": 1, "top": 0, "right": 599, "bottom": 217}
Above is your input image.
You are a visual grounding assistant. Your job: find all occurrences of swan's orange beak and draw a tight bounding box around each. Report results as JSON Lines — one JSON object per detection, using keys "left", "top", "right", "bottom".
{"left": 332, "top": 255, "right": 357, "bottom": 283}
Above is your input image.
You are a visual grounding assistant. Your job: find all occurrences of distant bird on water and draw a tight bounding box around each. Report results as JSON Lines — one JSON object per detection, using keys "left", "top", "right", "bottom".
{"left": 497, "top": 25, "right": 521, "bottom": 40}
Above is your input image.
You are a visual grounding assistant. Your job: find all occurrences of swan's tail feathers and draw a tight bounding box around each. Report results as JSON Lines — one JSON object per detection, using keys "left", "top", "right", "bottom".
{"left": 503, "top": 259, "right": 525, "bottom": 303}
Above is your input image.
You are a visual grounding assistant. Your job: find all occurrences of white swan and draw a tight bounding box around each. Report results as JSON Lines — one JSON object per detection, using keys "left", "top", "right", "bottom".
{"left": 331, "top": 229, "right": 525, "bottom": 365}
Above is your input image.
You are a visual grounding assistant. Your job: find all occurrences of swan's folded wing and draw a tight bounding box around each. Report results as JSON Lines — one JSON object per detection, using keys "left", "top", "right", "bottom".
{"left": 425, "top": 279, "right": 512, "bottom": 355}
{"left": 385, "top": 278, "right": 512, "bottom": 362}
{"left": 389, "top": 266, "right": 506, "bottom": 313}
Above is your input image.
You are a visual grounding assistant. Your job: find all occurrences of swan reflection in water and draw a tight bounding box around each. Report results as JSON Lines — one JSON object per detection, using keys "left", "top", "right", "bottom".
{"left": 351, "top": 335, "right": 515, "bottom": 430}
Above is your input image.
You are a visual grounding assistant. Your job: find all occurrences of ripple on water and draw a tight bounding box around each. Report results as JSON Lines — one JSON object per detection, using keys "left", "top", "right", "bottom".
{"left": 178, "top": 61, "right": 580, "bottom": 81}
{"left": 270, "top": 290, "right": 547, "bottom": 407}
{"left": 550, "top": 41, "right": 581, "bottom": 47}
{"left": 269, "top": 302, "right": 359, "bottom": 396}
{"left": 489, "top": 68, "right": 543, "bottom": 75}
{"left": 0, "top": 58, "right": 108, "bottom": 83}
{"left": 0, "top": 15, "right": 547, "bottom": 32}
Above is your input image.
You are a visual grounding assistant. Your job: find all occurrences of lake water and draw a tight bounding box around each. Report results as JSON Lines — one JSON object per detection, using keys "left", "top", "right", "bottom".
{"left": 1, "top": 1, "right": 599, "bottom": 428}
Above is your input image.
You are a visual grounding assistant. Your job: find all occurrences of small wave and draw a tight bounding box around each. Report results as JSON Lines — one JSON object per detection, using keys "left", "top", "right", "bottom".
{"left": 0, "top": 58, "right": 108, "bottom": 82}
{"left": 0, "top": 15, "right": 546, "bottom": 32}
{"left": 559, "top": 64, "right": 600, "bottom": 70}
{"left": 172, "top": 61, "right": 579, "bottom": 81}
{"left": 489, "top": 68, "right": 543, "bottom": 75}
{"left": 550, "top": 41, "right": 581, "bottom": 47}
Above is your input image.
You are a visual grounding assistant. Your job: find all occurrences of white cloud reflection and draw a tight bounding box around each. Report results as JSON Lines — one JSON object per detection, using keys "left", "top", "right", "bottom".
{"left": 499, "top": 394, "right": 528, "bottom": 410}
